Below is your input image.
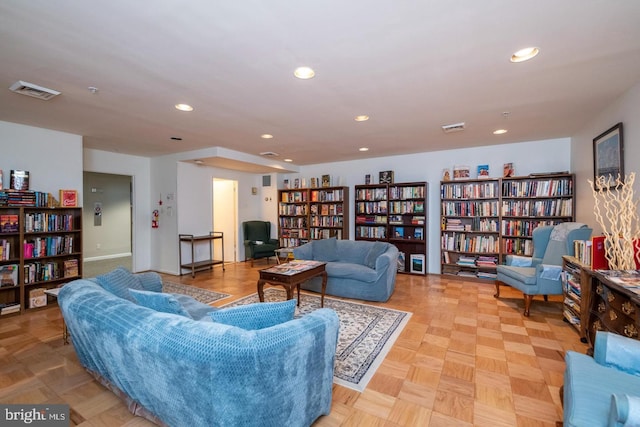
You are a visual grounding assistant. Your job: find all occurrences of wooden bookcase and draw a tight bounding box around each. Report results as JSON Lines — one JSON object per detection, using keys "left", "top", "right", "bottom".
{"left": 440, "top": 178, "right": 500, "bottom": 280}
{"left": 355, "top": 182, "right": 428, "bottom": 275}
{"left": 0, "top": 206, "right": 83, "bottom": 316}
{"left": 440, "top": 173, "right": 576, "bottom": 281}
{"left": 562, "top": 255, "right": 591, "bottom": 343}
{"left": 278, "top": 187, "right": 349, "bottom": 248}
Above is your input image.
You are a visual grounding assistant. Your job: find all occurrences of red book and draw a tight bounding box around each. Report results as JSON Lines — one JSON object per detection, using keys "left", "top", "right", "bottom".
{"left": 591, "top": 236, "right": 609, "bottom": 270}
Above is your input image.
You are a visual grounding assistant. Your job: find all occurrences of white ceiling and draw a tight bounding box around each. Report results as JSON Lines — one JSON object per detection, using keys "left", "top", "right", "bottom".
{"left": 1, "top": 0, "right": 640, "bottom": 170}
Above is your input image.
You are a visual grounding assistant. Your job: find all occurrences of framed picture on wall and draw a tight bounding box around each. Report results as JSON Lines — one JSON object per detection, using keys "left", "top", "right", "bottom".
{"left": 593, "top": 122, "right": 624, "bottom": 189}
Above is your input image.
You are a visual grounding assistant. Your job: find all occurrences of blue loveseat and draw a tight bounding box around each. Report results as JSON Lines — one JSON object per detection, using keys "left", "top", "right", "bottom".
{"left": 564, "top": 332, "right": 640, "bottom": 426}
{"left": 59, "top": 269, "right": 339, "bottom": 427}
{"left": 293, "top": 238, "right": 399, "bottom": 302}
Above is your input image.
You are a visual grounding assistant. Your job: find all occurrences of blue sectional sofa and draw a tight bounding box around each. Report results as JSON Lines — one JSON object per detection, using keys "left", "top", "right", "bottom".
{"left": 293, "top": 238, "right": 399, "bottom": 302}
{"left": 564, "top": 332, "right": 640, "bottom": 426}
{"left": 59, "top": 268, "right": 339, "bottom": 427}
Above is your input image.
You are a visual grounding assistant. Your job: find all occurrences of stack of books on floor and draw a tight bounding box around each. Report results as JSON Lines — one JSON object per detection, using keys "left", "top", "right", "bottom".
{"left": 0, "top": 302, "right": 20, "bottom": 315}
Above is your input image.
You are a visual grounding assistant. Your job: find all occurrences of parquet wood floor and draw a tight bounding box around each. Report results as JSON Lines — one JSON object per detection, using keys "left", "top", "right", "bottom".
{"left": 0, "top": 262, "right": 588, "bottom": 426}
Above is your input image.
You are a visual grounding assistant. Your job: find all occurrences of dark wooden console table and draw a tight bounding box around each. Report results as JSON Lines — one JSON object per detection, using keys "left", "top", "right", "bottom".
{"left": 179, "top": 232, "right": 225, "bottom": 277}
{"left": 586, "top": 270, "right": 640, "bottom": 349}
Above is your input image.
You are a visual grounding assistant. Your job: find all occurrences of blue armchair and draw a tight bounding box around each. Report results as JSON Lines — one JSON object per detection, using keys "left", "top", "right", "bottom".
{"left": 243, "top": 221, "right": 279, "bottom": 266}
{"left": 495, "top": 223, "right": 592, "bottom": 316}
{"left": 564, "top": 331, "right": 640, "bottom": 426}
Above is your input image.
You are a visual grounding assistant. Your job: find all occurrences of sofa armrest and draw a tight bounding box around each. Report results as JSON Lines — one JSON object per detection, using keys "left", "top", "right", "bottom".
{"left": 293, "top": 242, "right": 313, "bottom": 260}
{"left": 594, "top": 331, "right": 640, "bottom": 375}
{"left": 609, "top": 394, "right": 640, "bottom": 427}
{"left": 505, "top": 255, "right": 532, "bottom": 267}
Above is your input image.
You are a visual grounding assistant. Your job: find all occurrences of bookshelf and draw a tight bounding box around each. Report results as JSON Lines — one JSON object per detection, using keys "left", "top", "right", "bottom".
{"left": 501, "top": 173, "right": 575, "bottom": 256}
{"left": 278, "top": 187, "right": 349, "bottom": 248}
{"left": 355, "top": 182, "right": 428, "bottom": 275}
{"left": 561, "top": 255, "right": 591, "bottom": 343}
{"left": 439, "top": 173, "right": 576, "bottom": 281}
{"left": 0, "top": 206, "right": 82, "bottom": 316}
{"left": 440, "top": 178, "right": 500, "bottom": 280}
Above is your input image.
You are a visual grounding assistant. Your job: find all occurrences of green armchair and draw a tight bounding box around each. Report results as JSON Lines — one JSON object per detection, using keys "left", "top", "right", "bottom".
{"left": 243, "top": 221, "right": 279, "bottom": 266}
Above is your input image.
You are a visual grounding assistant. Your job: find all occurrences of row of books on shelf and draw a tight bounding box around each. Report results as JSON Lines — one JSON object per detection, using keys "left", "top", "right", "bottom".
{"left": 355, "top": 215, "right": 387, "bottom": 224}
{"left": 356, "top": 201, "right": 388, "bottom": 214}
{"left": 309, "top": 216, "right": 343, "bottom": 227}
{"left": 279, "top": 238, "right": 309, "bottom": 248}
{"left": 502, "top": 178, "right": 573, "bottom": 198}
{"left": 442, "top": 252, "right": 498, "bottom": 267}
{"left": 441, "top": 233, "right": 499, "bottom": 253}
{"left": 501, "top": 219, "right": 559, "bottom": 237}
{"left": 279, "top": 218, "right": 307, "bottom": 228}
{"left": 442, "top": 218, "right": 498, "bottom": 232}
{"left": 355, "top": 226, "right": 386, "bottom": 239}
{"left": 310, "top": 189, "right": 344, "bottom": 202}
{"left": 440, "top": 182, "right": 497, "bottom": 199}
{"left": 310, "top": 204, "right": 343, "bottom": 215}
{"left": 390, "top": 215, "right": 425, "bottom": 225}
{"left": 501, "top": 199, "right": 573, "bottom": 217}
{"left": 0, "top": 239, "right": 12, "bottom": 260}
{"left": 24, "top": 259, "right": 79, "bottom": 284}
{"left": 0, "top": 190, "right": 57, "bottom": 207}
{"left": 280, "top": 191, "right": 307, "bottom": 203}
{"left": 278, "top": 205, "right": 308, "bottom": 216}
{"left": 388, "top": 186, "right": 425, "bottom": 200}
{"left": 355, "top": 188, "right": 388, "bottom": 201}
{"left": 441, "top": 201, "right": 499, "bottom": 216}
{"left": 441, "top": 264, "right": 497, "bottom": 279}
{"left": 502, "top": 238, "right": 533, "bottom": 256}
{"left": 24, "top": 235, "right": 75, "bottom": 258}
{"left": 23, "top": 213, "right": 76, "bottom": 233}
{"left": 391, "top": 227, "right": 423, "bottom": 240}
{"left": 310, "top": 229, "right": 343, "bottom": 240}
{"left": 389, "top": 201, "right": 424, "bottom": 214}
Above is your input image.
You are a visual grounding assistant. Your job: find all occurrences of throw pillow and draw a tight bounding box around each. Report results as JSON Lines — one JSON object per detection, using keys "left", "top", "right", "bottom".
{"left": 129, "top": 289, "right": 192, "bottom": 318}
{"left": 209, "top": 299, "right": 296, "bottom": 330}
{"left": 364, "top": 241, "right": 388, "bottom": 269}
{"left": 312, "top": 237, "right": 338, "bottom": 262}
{"left": 96, "top": 267, "right": 144, "bottom": 301}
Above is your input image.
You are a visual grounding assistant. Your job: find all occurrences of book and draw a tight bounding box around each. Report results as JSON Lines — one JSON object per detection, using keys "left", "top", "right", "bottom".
{"left": 414, "top": 228, "right": 423, "bottom": 240}
{"left": 59, "top": 189, "right": 78, "bottom": 207}
{"left": 322, "top": 175, "right": 331, "bottom": 187}
{"left": 453, "top": 165, "right": 470, "bottom": 180}
{"left": 63, "top": 259, "right": 79, "bottom": 277}
{"left": 503, "top": 162, "right": 515, "bottom": 177}
{"left": 0, "top": 214, "right": 19, "bottom": 232}
{"left": 477, "top": 164, "right": 489, "bottom": 179}
{"left": 0, "top": 302, "right": 20, "bottom": 315}
{"left": 410, "top": 254, "right": 426, "bottom": 274}
{"left": 442, "top": 169, "right": 451, "bottom": 181}
{"left": 0, "top": 264, "right": 18, "bottom": 287}
{"left": 28, "top": 288, "right": 47, "bottom": 308}
{"left": 10, "top": 170, "right": 29, "bottom": 190}
{"left": 397, "top": 252, "right": 406, "bottom": 272}
{"left": 591, "top": 236, "right": 609, "bottom": 270}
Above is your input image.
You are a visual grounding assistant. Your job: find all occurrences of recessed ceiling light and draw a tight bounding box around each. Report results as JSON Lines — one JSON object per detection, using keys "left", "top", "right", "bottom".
{"left": 261, "top": 134, "right": 274, "bottom": 139}
{"left": 359, "top": 147, "right": 369, "bottom": 152}
{"left": 510, "top": 47, "right": 540, "bottom": 63}
{"left": 493, "top": 129, "right": 508, "bottom": 135}
{"left": 294, "top": 66, "right": 315, "bottom": 79}
{"left": 175, "top": 103, "right": 194, "bottom": 112}
{"left": 354, "top": 115, "right": 369, "bottom": 122}
{"left": 284, "top": 158, "right": 293, "bottom": 162}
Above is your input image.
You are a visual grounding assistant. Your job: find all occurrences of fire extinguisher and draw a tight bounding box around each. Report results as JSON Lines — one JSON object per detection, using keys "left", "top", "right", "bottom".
{"left": 152, "top": 209, "right": 159, "bottom": 228}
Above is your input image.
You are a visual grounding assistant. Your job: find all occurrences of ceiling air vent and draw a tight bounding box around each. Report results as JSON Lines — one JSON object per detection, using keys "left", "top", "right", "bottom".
{"left": 441, "top": 122, "right": 466, "bottom": 133}
{"left": 260, "top": 151, "right": 279, "bottom": 157}
{"left": 9, "top": 80, "right": 61, "bottom": 100}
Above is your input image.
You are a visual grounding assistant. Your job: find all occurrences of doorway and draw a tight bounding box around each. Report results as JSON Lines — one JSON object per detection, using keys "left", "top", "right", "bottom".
{"left": 212, "top": 178, "right": 238, "bottom": 263}
{"left": 82, "top": 172, "right": 133, "bottom": 277}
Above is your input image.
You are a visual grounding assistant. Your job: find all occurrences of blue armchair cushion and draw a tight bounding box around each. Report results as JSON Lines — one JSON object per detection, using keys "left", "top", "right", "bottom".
{"left": 210, "top": 299, "right": 296, "bottom": 330}
{"left": 96, "top": 267, "right": 143, "bottom": 302}
{"left": 364, "top": 241, "right": 388, "bottom": 269}
{"left": 129, "top": 289, "right": 192, "bottom": 318}
{"left": 312, "top": 238, "right": 338, "bottom": 262}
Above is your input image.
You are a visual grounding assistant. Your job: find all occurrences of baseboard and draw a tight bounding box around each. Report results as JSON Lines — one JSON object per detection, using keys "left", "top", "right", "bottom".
{"left": 84, "top": 253, "right": 132, "bottom": 262}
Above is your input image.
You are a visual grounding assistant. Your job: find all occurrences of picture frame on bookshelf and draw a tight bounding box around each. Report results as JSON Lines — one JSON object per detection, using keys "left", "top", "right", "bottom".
{"left": 294, "top": 178, "right": 300, "bottom": 189}
{"left": 442, "top": 168, "right": 451, "bottom": 181}
{"left": 321, "top": 175, "right": 331, "bottom": 187}
{"left": 283, "top": 179, "right": 290, "bottom": 189}
{"left": 379, "top": 170, "right": 394, "bottom": 184}
{"left": 10, "top": 170, "right": 29, "bottom": 190}
{"left": 414, "top": 228, "right": 423, "bottom": 240}
{"left": 503, "top": 162, "right": 515, "bottom": 177}
{"left": 59, "top": 189, "right": 78, "bottom": 207}
{"left": 394, "top": 227, "right": 404, "bottom": 238}
{"left": 453, "top": 165, "right": 470, "bottom": 180}
{"left": 410, "top": 254, "right": 426, "bottom": 274}
{"left": 593, "top": 122, "right": 624, "bottom": 189}
{"left": 477, "top": 164, "right": 489, "bottom": 179}
{"left": 365, "top": 174, "right": 371, "bottom": 185}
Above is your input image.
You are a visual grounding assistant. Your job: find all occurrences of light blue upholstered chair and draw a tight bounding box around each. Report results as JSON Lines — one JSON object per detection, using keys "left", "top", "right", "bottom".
{"left": 564, "top": 331, "right": 640, "bottom": 426}
{"left": 494, "top": 223, "right": 592, "bottom": 316}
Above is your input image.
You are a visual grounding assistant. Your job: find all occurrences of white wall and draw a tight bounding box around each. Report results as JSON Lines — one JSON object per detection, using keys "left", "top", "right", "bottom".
{"left": 571, "top": 82, "right": 640, "bottom": 235}
{"left": 285, "top": 138, "right": 572, "bottom": 274}
{"left": 83, "top": 149, "right": 151, "bottom": 272}
{"left": 0, "top": 121, "right": 82, "bottom": 199}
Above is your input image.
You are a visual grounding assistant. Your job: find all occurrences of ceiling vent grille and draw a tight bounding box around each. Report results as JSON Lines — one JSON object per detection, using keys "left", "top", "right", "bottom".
{"left": 260, "top": 151, "right": 279, "bottom": 157}
{"left": 9, "top": 80, "right": 61, "bottom": 100}
{"left": 441, "top": 122, "right": 466, "bottom": 133}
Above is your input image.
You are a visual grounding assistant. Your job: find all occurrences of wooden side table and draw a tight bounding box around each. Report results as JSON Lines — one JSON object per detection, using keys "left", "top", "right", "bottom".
{"left": 257, "top": 261, "right": 327, "bottom": 307}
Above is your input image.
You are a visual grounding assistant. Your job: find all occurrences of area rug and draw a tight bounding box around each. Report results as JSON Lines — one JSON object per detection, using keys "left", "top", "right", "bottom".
{"left": 163, "top": 282, "right": 230, "bottom": 304}
{"left": 222, "top": 288, "right": 411, "bottom": 392}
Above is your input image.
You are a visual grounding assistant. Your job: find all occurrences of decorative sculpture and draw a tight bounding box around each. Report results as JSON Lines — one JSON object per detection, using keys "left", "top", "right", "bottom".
{"left": 588, "top": 172, "right": 640, "bottom": 270}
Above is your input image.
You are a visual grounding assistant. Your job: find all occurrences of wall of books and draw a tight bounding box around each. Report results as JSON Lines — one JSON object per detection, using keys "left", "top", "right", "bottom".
{"left": 440, "top": 173, "right": 576, "bottom": 281}
{"left": 0, "top": 206, "right": 82, "bottom": 316}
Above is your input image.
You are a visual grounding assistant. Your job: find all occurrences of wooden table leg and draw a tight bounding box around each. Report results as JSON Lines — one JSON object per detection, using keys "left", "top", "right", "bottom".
{"left": 296, "top": 284, "right": 301, "bottom": 306}
{"left": 320, "top": 271, "right": 328, "bottom": 308}
{"left": 257, "top": 279, "right": 266, "bottom": 302}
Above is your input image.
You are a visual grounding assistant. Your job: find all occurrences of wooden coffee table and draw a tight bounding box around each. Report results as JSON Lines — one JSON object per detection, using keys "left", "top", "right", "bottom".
{"left": 257, "top": 260, "right": 327, "bottom": 307}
